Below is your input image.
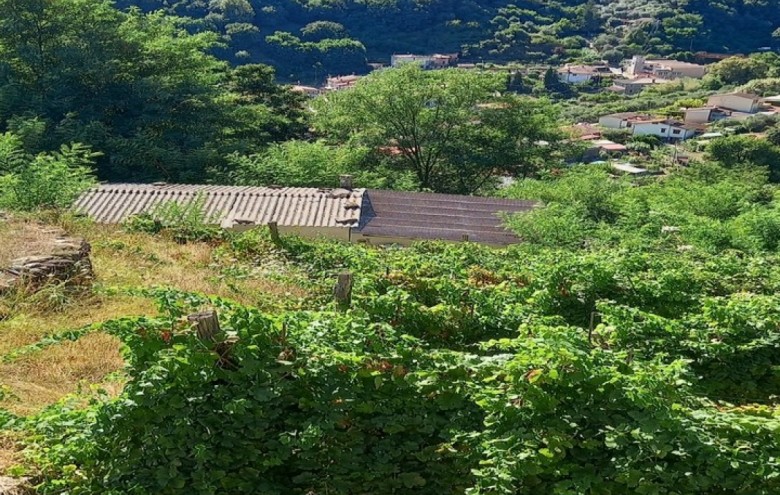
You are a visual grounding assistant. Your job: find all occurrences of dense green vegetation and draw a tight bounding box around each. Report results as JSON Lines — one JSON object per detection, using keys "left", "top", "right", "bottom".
{"left": 113, "top": 0, "right": 780, "bottom": 81}
{"left": 310, "top": 65, "right": 563, "bottom": 193}
{"left": 2, "top": 0, "right": 780, "bottom": 491}
{"left": 5, "top": 160, "right": 780, "bottom": 494}
{"left": 0, "top": 0, "right": 307, "bottom": 182}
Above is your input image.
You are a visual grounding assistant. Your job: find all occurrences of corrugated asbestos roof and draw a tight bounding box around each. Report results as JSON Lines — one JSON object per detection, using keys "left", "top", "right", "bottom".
{"left": 75, "top": 184, "right": 537, "bottom": 246}
{"left": 357, "top": 190, "right": 537, "bottom": 246}
{"left": 74, "top": 184, "right": 364, "bottom": 228}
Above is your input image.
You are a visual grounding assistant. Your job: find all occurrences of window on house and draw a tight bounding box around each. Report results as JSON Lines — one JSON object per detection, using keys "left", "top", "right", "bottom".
{"left": 672, "top": 129, "right": 681, "bottom": 135}
{"left": 661, "top": 128, "right": 666, "bottom": 133}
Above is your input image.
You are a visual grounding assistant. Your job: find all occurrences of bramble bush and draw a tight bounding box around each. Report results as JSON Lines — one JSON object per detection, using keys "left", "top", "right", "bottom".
{"left": 21, "top": 285, "right": 780, "bottom": 495}
{"left": 13, "top": 162, "right": 780, "bottom": 494}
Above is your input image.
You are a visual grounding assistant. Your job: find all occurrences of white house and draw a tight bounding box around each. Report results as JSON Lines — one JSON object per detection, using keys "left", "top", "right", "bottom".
{"left": 391, "top": 53, "right": 458, "bottom": 69}
{"left": 598, "top": 112, "right": 653, "bottom": 129}
{"left": 324, "top": 75, "right": 362, "bottom": 91}
{"left": 599, "top": 112, "right": 697, "bottom": 141}
{"left": 631, "top": 120, "right": 697, "bottom": 141}
{"left": 707, "top": 93, "right": 763, "bottom": 113}
{"left": 684, "top": 106, "right": 733, "bottom": 124}
{"left": 625, "top": 56, "right": 707, "bottom": 79}
{"left": 557, "top": 64, "right": 612, "bottom": 84}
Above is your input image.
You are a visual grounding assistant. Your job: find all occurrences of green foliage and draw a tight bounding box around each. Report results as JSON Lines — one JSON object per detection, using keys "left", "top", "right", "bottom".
{"left": 124, "top": 194, "right": 223, "bottom": 243}
{"left": 228, "top": 140, "right": 417, "bottom": 190}
{"left": 708, "top": 53, "right": 780, "bottom": 86}
{"left": 0, "top": 137, "right": 97, "bottom": 211}
{"left": 707, "top": 135, "right": 780, "bottom": 182}
{"left": 502, "top": 163, "right": 780, "bottom": 254}
{"left": 0, "top": 0, "right": 306, "bottom": 183}
{"left": 19, "top": 234, "right": 780, "bottom": 494}
{"left": 312, "top": 65, "right": 563, "bottom": 193}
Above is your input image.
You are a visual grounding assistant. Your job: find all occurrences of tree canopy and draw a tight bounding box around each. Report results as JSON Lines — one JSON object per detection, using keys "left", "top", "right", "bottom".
{"left": 312, "top": 65, "right": 562, "bottom": 193}
{"left": 0, "top": 0, "right": 306, "bottom": 182}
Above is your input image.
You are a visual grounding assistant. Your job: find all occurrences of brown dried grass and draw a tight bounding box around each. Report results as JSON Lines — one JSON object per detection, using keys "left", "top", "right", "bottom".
{"left": 0, "top": 333, "right": 124, "bottom": 416}
{"left": 0, "top": 220, "right": 59, "bottom": 267}
{"left": 81, "top": 225, "right": 309, "bottom": 305}
{"left": 0, "top": 219, "right": 308, "bottom": 418}
{"left": 0, "top": 294, "right": 155, "bottom": 355}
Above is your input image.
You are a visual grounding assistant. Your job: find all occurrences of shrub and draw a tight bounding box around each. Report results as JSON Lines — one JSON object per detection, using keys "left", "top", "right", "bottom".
{"left": 0, "top": 142, "right": 97, "bottom": 212}
{"left": 124, "top": 194, "right": 223, "bottom": 243}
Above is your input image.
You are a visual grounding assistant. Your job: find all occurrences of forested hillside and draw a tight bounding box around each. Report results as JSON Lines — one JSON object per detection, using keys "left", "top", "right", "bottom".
{"left": 115, "top": 0, "right": 780, "bottom": 81}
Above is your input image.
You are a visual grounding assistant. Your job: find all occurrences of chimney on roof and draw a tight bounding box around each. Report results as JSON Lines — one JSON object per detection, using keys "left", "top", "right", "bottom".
{"left": 339, "top": 174, "right": 353, "bottom": 190}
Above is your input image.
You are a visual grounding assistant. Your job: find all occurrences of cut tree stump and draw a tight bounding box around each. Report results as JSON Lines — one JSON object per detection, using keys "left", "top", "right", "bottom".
{"left": 333, "top": 271, "right": 353, "bottom": 310}
{"left": 187, "top": 310, "right": 221, "bottom": 342}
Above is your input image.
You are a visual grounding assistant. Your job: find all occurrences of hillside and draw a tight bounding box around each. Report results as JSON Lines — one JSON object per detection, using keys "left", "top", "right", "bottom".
{"left": 116, "top": 0, "right": 780, "bottom": 81}
{"left": 2, "top": 163, "right": 780, "bottom": 493}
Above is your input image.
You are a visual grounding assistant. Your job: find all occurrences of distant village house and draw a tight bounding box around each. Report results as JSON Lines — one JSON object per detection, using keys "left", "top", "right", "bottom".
{"left": 557, "top": 64, "right": 614, "bottom": 84}
{"left": 706, "top": 92, "right": 763, "bottom": 114}
{"left": 324, "top": 75, "right": 362, "bottom": 91}
{"left": 608, "top": 77, "right": 672, "bottom": 96}
{"left": 598, "top": 112, "right": 697, "bottom": 141}
{"left": 625, "top": 56, "right": 707, "bottom": 80}
{"left": 290, "top": 85, "right": 320, "bottom": 97}
{"left": 390, "top": 53, "right": 458, "bottom": 70}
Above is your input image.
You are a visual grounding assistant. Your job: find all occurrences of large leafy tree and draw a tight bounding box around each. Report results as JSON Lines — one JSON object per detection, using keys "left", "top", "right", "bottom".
{"left": 312, "top": 65, "right": 560, "bottom": 193}
{"left": 0, "top": 0, "right": 304, "bottom": 182}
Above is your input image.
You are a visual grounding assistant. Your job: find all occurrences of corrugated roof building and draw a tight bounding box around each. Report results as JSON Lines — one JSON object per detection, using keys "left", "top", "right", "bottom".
{"left": 74, "top": 184, "right": 363, "bottom": 241}
{"left": 74, "top": 183, "right": 535, "bottom": 246}
{"left": 353, "top": 190, "right": 536, "bottom": 246}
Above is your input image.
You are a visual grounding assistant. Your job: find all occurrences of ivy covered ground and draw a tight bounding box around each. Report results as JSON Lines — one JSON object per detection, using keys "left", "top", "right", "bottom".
{"left": 1, "top": 164, "right": 780, "bottom": 494}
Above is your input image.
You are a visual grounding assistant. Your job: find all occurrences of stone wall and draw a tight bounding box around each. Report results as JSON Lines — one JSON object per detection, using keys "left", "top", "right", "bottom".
{"left": 0, "top": 228, "right": 93, "bottom": 294}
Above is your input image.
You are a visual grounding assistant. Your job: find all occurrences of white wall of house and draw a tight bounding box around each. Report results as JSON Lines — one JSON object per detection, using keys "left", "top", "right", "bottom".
{"left": 707, "top": 95, "right": 761, "bottom": 113}
{"left": 598, "top": 115, "right": 628, "bottom": 129}
{"left": 632, "top": 122, "right": 695, "bottom": 140}
{"left": 649, "top": 65, "right": 706, "bottom": 79}
{"left": 559, "top": 72, "right": 593, "bottom": 84}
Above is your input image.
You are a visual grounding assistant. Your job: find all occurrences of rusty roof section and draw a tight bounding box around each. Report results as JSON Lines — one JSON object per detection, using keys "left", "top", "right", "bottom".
{"left": 73, "top": 184, "right": 364, "bottom": 228}
{"left": 357, "top": 190, "right": 537, "bottom": 246}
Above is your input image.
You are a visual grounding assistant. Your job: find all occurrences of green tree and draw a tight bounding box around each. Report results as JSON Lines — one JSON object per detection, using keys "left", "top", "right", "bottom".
{"left": 708, "top": 135, "right": 780, "bottom": 181}
{"left": 228, "top": 140, "right": 416, "bottom": 190}
{"left": 767, "top": 125, "right": 780, "bottom": 147}
{"left": 663, "top": 13, "right": 703, "bottom": 51}
{"left": 543, "top": 67, "right": 560, "bottom": 91}
{"left": 0, "top": 135, "right": 97, "bottom": 211}
{"left": 708, "top": 54, "right": 780, "bottom": 86}
{"left": 312, "top": 65, "right": 559, "bottom": 193}
{"left": 0, "top": 0, "right": 299, "bottom": 182}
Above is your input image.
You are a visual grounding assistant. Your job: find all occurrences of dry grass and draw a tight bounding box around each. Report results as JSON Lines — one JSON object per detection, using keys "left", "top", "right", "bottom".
{"left": 0, "top": 220, "right": 60, "bottom": 267}
{"left": 0, "top": 333, "right": 124, "bottom": 416}
{"left": 0, "top": 219, "right": 309, "bottom": 418}
{"left": 0, "top": 432, "right": 24, "bottom": 476}
{"left": 0, "top": 294, "right": 155, "bottom": 356}
{"left": 78, "top": 224, "right": 309, "bottom": 306}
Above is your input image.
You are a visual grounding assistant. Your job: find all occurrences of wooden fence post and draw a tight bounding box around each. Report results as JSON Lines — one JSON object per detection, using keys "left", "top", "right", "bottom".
{"left": 268, "top": 221, "right": 281, "bottom": 245}
{"left": 333, "top": 271, "right": 353, "bottom": 310}
{"left": 187, "top": 310, "right": 221, "bottom": 342}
